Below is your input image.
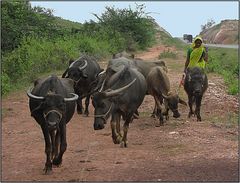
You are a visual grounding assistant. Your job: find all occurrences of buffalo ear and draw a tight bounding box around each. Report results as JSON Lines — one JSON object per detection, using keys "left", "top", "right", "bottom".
{"left": 179, "top": 98, "right": 187, "bottom": 106}
{"left": 68, "top": 59, "right": 74, "bottom": 66}
{"left": 34, "top": 78, "right": 41, "bottom": 86}
{"left": 82, "top": 73, "right": 88, "bottom": 78}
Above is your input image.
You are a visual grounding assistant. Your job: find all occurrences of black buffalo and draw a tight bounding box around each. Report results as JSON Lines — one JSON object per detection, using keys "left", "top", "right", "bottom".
{"left": 106, "top": 56, "right": 167, "bottom": 117}
{"left": 147, "top": 66, "right": 187, "bottom": 125}
{"left": 27, "top": 75, "right": 78, "bottom": 174}
{"left": 62, "top": 55, "right": 103, "bottom": 116}
{"left": 92, "top": 64, "right": 147, "bottom": 147}
{"left": 184, "top": 67, "right": 208, "bottom": 121}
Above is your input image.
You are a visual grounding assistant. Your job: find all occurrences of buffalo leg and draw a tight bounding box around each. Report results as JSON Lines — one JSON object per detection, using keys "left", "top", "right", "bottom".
{"left": 84, "top": 95, "right": 90, "bottom": 116}
{"left": 41, "top": 125, "right": 52, "bottom": 174}
{"left": 116, "top": 115, "right": 122, "bottom": 138}
{"left": 162, "top": 101, "right": 169, "bottom": 120}
{"left": 50, "top": 131, "right": 55, "bottom": 160}
{"left": 187, "top": 95, "right": 194, "bottom": 118}
{"left": 154, "top": 96, "right": 164, "bottom": 126}
{"left": 195, "top": 95, "right": 203, "bottom": 121}
{"left": 120, "top": 115, "right": 132, "bottom": 148}
{"left": 110, "top": 112, "right": 122, "bottom": 144}
{"left": 53, "top": 129, "right": 60, "bottom": 161}
{"left": 77, "top": 98, "right": 83, "bottom": 114}
{"left": 151, "top": 102, "right": 157, "bottom": 118}
{"left": 53, "top": 124, "right": 67, "bottom": 166}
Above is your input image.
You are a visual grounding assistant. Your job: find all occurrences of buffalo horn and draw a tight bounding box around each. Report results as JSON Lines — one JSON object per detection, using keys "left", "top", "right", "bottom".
{"left": 27, "top": 87, "right": 45, "bottom": 100}
{"left": 162, "top": 93, "right": 169, "bottom": 99}
{"left": 98, "top": 70, "right": 106, "bottom": 76}
{"left": 78, "top": 60, "right": 88, "bottom": 70}
{"left": 64, "top": 93, "right": 79, "bottom": 102}
{"left": 69, "top": 60, "right": 78, "bottom": 68}
{"left": 103, "top": 78, "right": 136, "bottom": 98}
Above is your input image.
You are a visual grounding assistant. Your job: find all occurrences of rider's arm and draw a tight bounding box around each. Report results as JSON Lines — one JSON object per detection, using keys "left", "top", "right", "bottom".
{"left": 184, "top": 49, "right": 191, "bottom": 73}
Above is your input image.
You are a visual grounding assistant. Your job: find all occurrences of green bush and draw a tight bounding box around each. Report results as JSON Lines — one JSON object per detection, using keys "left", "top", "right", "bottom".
{"left": 206, "top": 47, "right": 238, "bottom": 95}
{"left": 159, "top": 50, "right": 177, "bottom": 59}
{"left": 1, "top": 72, "right": 11, "bottom": 95}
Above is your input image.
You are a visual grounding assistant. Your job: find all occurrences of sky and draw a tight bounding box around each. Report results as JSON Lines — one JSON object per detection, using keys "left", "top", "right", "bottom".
{"left": 30, "top": 1, "right": 239, "bottom": 37}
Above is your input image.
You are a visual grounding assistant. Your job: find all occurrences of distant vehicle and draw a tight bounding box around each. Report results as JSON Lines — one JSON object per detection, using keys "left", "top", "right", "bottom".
{"left": 183, "top": 34, "right": 193, "bottom": 43}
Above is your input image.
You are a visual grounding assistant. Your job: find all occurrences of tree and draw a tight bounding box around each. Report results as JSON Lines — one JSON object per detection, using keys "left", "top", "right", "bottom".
{"left": 91, "top": 4, "right": 156, "bottom": 51}
{"left": 201, "top": 19, "right": 215, "bottom": 31}
{"left": 1, "top": 1, "right": 57, "bottom": 53}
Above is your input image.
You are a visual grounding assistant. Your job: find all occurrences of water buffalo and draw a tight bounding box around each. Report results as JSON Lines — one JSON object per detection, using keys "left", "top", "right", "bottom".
{"left": 62, "top": 55, "right": 103, "bottom": 116}
{"left": 92, "top": 64, "right": 147, "bottom": 147}
{"left": 27, "top": 75, "right": 78, "bottom": 174}
{"left": 112, "top": 51, "right": 135, "bottom": 59}
{"left": 147, "top": 66, "right": 187, "bottom": 125}
{"left": 184, "top": 67, "right": 208, "bottom": 121}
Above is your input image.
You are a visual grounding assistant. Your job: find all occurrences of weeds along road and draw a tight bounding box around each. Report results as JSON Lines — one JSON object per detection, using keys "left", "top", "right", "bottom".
{"left": 2, "top": 45, "right": 239, "bottom": 182}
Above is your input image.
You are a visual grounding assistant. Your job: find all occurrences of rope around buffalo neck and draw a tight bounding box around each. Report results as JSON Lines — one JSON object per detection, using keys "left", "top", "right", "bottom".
{"left": 43, "top": 109, "right": 63, "bottom": 120}
{"left": 89, "top": 103, "right": 113, "bottom": 118}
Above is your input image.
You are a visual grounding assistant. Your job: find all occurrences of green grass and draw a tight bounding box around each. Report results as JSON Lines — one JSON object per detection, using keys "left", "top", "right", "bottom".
{"left": 159, "top": 50, "right": 177, "bottom": 59}
{"left": 206, "top": 47, "right": 238, "bottom": 95}
{"left": 207, "top": 112, "right": 238, "bottom": 129}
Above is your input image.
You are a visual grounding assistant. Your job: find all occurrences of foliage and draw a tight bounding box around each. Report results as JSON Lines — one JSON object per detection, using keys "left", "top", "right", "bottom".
{"left": 91, "top": 4, "right": 156, "bottom": 51}
{"left": 0, "top": 2, "right": 159, "bottom": 96}
{"left": 1, "top": 1, "right": 61, "bottom": 53}
{"left": 206, "top": 47, "right": 238, "bottom": 95}
{"left": 159, "top": 50, "right": 177, "bottom": 59}
{"left": 158, "top": 31, "right": 187, "bottom": 50}
{"left": 201, "top": 19, "right": 215, "bottom": 32}
{"left": 2, "top": 34, "right": 112, "bottom": 94}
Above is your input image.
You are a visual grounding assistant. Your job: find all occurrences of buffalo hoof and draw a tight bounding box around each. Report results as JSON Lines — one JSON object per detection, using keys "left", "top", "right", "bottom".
{"left": 165, "top": 115, "right": 169, "bottom": 121}
{"left": 83, "top": 113, "right": 89, "bottom": 117}
{"left": 52, "top": 157, "right": 62, "bottom": 167}
{"left": 151, "top": 113, "right": 156, "bottom": 118}
{"left": 84, "top": 110, "right": 89, "bottom": 117}
{"left": 112, "top": 135, "right": 122, "bottom": 144}
{"left": 120, "top": 141, "right": 128, "bottom": 148}
{"left": 197, "top": 117, "right": 202, "bottom": 122}
{"left": 43, "top": 165, "right": 52, "bottom": 175}
{"left": 188, "top": 112, "right": 194, "bottom": 118}
{"left": 77, "top": 110, "right": 83, "bottom": 114}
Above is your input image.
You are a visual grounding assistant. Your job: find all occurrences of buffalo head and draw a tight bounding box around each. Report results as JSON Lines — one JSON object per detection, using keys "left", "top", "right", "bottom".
{"left": 27, "top": 88, "right": 78, "bottom": 131}
{"left": 184, "top": 67, "right": 208, "bottom": 96}
{"left": 162, "top": 92, "right": 187, "bottom": 118}
{"left": 92, "top": 78, "right": 136, "bottom": 130}
{"left": 62, "top": 60, "right": 88, "bottom": 81}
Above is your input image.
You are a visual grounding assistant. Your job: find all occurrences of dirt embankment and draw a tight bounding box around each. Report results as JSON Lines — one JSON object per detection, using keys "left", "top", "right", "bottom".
{"left": 200, "top": 19, "right": 238, "bottom": 44}
{"left": 1, "top": 45, "right": 239, "bottom": 182}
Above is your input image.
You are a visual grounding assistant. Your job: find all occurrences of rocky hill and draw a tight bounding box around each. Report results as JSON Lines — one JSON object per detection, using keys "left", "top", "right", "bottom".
{"left": 200, "top": 19, "right": 238, "bottom": 44}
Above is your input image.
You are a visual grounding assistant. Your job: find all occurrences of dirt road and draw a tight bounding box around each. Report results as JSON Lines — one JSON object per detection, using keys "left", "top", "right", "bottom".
{"left": 2, "top": 45, "right": 239, "bottom": 182}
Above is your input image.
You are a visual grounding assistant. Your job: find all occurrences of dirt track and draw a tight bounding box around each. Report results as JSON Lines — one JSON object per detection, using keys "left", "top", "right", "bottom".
{"left": 2, "top": 45, "right": 239, "bottom": 182}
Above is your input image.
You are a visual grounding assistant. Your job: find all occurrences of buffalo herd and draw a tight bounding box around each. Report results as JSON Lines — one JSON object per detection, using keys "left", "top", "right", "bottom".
{"left": 27, "top": 52, "right": 208, "bottom": 174}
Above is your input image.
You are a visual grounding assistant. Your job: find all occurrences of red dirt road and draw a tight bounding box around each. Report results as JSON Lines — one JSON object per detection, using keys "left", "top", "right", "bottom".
{"left": 2, "top": 45, "right": 239, "bottom": 182}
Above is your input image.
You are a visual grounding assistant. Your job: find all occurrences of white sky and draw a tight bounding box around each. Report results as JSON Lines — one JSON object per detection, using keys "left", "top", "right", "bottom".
{"left": 30, "top": 1, "right": 239, "bottom": 37}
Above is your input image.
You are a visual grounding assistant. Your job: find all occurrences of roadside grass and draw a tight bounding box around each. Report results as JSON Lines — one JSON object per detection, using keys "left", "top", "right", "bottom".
{"left": 2, "top": 69, "right": 65, "bottom": 99}
{"left": 159, "top": 50, "right": 177, "bottom": 59}
{"left": 164, "top": 57, "right": 185, "bottom": 73}
{"left": 206, "top": 112, "right": 238, "bottom": 129}
{"left": 206, "top": 47, "right": 238, "bottom": 95}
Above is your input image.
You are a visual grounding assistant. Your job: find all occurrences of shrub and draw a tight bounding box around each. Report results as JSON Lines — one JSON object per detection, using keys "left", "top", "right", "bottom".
{"left": 159, "top": 50, "right": 177, "bottom": 59}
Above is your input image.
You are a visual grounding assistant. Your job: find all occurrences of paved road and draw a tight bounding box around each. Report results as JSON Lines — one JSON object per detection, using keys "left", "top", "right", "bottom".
{"left": 177, "top": 37, "right": 238, "bottom": 49}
